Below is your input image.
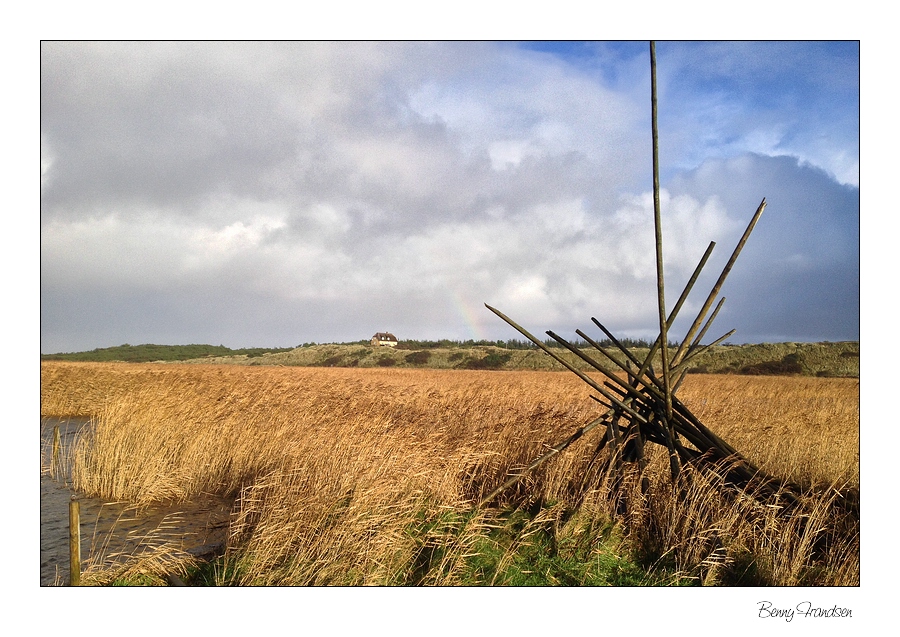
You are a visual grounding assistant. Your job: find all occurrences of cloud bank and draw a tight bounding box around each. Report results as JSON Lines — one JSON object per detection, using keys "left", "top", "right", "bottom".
{"left": 41, "top": 41, "right": 859, "bottom": 353}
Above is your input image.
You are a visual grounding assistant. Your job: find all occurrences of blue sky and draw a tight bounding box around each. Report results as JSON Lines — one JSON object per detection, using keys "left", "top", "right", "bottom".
{"left": 40, "top": 41, "right": 859, "bottom": 353}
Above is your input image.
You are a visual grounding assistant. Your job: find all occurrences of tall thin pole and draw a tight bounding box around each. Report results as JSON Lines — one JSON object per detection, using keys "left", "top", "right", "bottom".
{"left": 650, "top": 41, "right": 678, "bottom": 479}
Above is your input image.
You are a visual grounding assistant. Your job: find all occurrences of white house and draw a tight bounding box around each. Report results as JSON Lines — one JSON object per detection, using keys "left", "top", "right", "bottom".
{"left": 371, "top": 332, "right": 399, "bottom": 347}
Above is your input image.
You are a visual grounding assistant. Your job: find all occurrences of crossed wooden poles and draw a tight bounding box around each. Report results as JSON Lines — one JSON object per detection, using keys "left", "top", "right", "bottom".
{"left": 477, "top": 199, "right": 787, "bottom": 507}
{"left": 478, "top": 42, "right": 789, "bottom": 508}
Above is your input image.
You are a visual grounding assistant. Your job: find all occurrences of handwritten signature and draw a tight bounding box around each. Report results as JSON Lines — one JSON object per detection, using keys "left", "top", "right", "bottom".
{"left": 757, "top": 601, "right": 852, "bottom": 622}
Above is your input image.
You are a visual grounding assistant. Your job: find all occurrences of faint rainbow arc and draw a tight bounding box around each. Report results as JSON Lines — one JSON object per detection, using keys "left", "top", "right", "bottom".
{"left": 449, "top": 288, "right": 490, "bottom": 341}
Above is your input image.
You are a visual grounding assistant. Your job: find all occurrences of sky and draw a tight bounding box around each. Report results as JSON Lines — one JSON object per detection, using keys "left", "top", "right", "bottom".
{"left": 40, "top": 40, "right": 860, "bottom": 354}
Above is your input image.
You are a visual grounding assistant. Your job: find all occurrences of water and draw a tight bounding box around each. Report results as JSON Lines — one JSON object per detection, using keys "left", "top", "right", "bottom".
{"left": 40, "top": 417, "right": 233, "bottom": 585}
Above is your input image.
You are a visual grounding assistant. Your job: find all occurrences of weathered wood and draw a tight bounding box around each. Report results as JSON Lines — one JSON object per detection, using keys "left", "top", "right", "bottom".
{"left": 670, "top": 395, "right": 740, "bottom": 457}
{"left": 591, "top": 394, "right": 668, "bottom": 446}
{"left": 650, "top": 41, "right": 678, "bottom": 480}
{"left": 671, "top": 328, "right": 736, "bottom": 381}
{"left": 687, "top": 297, "right": 727, "bottom": 353}
{"left": 485, "top": 305, "right": 650, "bottom": 421}
{"left": 671, "top": 197, "right": 767, "bottom": 368}
{"left": 667, "top": 241, "right": 717, "bottom": 336}
{"left": 69, "top": 497, "right": 80, "bottom": 586}
{"left": 557, "top": 329, "right": 732, "bottom": 459}
{"left": 580, "top": 322, "right": 734, "bottom": 456}
{"left": 544, "top": 331, "right": 662, "bottom": 421}
{"left": 627, "top": 239, "right": 717, "bottom": 385}
{"left": 670, "top": 300, "right": 731, "bottom": 392}
{"left": 484, "top": 304, "right": 789, "bottom": 506}
{"left": 578, "top": 326, "right": 661, "bottom": 392}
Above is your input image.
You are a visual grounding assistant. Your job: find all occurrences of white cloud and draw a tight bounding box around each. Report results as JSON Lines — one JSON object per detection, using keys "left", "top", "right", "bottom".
{"left": 184, "top": 215, "right": 287, "bottom": 270}
{"left": 488, "top": 140, "right": 530, "bottom": 169}
{"left": 40, "top": 134, "right": 55, "bottom": 191}
{"left": 40, "top": 42, "right": 859, "bottom": 352}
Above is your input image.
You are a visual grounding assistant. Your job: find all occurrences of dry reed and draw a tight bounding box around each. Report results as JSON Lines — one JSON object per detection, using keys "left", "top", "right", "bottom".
{"left": 41, "top": 361, "right": 859, "bottom": 585}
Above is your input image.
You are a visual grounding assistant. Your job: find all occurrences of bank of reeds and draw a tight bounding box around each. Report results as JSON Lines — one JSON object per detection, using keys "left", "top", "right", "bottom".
{"left": 40, "top": 362, "right": 859, "bottom": 586}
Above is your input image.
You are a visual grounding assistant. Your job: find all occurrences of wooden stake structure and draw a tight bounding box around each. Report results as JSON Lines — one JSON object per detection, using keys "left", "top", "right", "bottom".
{"left": 478, "top": 41, "right": 794, "bottom": 509}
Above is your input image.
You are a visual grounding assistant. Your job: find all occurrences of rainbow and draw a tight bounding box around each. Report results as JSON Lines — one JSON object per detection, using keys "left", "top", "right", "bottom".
{"left": 449, "top": 288, "right": 490, "bottom": 341}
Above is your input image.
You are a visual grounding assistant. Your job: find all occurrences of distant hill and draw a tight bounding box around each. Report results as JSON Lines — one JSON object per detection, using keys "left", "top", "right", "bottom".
{"left": 43, "top": 340, "right": 859, "bottom": 378}
{"left": 40, "top": 343, "right": 295, "bottom": 363}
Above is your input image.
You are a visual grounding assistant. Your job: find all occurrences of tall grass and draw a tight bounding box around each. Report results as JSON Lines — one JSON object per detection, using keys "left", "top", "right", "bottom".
{"left": 41, "top": 362, "right": 859, "bottom": 585}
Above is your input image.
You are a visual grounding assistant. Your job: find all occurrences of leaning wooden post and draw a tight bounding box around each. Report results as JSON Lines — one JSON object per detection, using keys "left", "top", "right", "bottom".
{"left": 52, "top": 425, "right": 61, "bottom": 480}
{"left": 69, "top": 496, "right": 81, "bottom": 586}
{"left": 630, "top": 240, "right": 715, "bottom": 384}
{"left": 670, "top": 197, "right": 767, "bottom": 368}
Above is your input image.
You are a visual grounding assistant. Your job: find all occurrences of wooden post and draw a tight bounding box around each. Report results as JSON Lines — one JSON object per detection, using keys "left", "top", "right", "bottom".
{"left": 52, "top": 425, "right": 61, "bottom": 479}
{"left": 650, "top": 41, "right": 679, "bottom": 482}
{"left": 670, "top": 197, "right": 767, "bottom": 368}
{"left": 69, "top": 496, "right": 81, "bottom": 586}
{"left": 484, "top": 305, "right": 648, "bottom": 416}
{"left": 630, "top": 240, "right": 716, "bottom": 384}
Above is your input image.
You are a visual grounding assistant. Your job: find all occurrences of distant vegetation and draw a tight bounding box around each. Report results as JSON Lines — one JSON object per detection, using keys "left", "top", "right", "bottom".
{"left": 38, "top": 337, "right": 699, "bottom": 362}
{"left": 41, "top": 340, "right": 859, "bottom": 378}
{"left": 40, "top": 343, "right": 294, "bottom": 363}
{"left": 391, "top": 337, "right": 672, "bottom": 350}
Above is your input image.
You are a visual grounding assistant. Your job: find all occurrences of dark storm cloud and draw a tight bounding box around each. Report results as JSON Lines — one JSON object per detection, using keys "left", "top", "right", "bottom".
{"left": 666, "top": 154, "right": 859, "bottom": 343}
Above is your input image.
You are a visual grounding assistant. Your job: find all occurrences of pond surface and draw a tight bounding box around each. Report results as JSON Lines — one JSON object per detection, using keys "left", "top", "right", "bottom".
{"left": 40, "top": 417, "right": 233, "bottom": 585}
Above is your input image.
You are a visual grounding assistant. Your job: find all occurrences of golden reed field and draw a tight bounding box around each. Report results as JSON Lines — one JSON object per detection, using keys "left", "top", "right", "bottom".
{"left": 40, "top": 361, "right": 859, "bottom": 586}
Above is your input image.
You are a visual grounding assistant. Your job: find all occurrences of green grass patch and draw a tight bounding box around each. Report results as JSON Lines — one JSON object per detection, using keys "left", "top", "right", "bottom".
{"left": 400, "top": 505, "right": 688, "bottom": 586}
{"left": 167, "top": 504, "right": 687, "bottom": 587}
{"left": 110, "top": 572, "right": 165, "bottom": 586}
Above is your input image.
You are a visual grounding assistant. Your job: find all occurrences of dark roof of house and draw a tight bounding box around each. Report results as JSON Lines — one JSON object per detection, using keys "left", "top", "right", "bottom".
{"left": 372, "top": 332, "right": 398, "bottom": 340}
